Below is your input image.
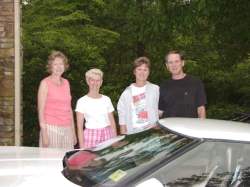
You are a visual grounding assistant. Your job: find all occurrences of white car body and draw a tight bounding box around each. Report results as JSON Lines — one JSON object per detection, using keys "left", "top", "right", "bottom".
{"left": 2, "top": 118, "right": 250, "bottom": 187}
{"left": 0, "top": 146, "right": 79, "bottom": 187}
{"left": 62, "top": 118, "right": 250, "bottom": 187}
{"left": 139, "top": 118, "right": 250, "bottom": 187}
{"left": 159, "top": 117, "right": 250, "bottom": 141}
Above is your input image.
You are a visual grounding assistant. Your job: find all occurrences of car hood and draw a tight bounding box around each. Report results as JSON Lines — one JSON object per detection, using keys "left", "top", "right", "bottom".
{"left": 0, "top": 146, "right": 78, "bottom": 187}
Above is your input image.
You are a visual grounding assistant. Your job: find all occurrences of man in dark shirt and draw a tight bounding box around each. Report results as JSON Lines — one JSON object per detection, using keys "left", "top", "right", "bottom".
{"left": 159, "top": 50, "right": 207, "bottom": 118}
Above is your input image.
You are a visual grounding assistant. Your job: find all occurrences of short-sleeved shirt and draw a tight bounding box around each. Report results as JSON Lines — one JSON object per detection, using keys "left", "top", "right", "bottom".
{"left": 75, "top": 95, "right": 114, "bottom": 129}
{"left": 159, "top": 75, "right": 207, "bottom": 118}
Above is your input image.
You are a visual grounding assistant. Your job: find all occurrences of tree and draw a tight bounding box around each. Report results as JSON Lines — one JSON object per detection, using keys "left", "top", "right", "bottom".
{"left": 22, "top": 0, "right": 119, "bottom": 146}
{"left": 22, "top": 0, "right": 250, "bottom": 146}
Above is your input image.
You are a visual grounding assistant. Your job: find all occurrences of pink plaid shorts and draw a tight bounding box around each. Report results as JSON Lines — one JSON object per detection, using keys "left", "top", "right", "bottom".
{"left": 83, "top": 126, "right": 114, "bottom": 149}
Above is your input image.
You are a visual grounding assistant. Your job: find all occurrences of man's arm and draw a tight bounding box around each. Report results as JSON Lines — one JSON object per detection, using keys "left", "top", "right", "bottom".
{"left": 196, "top": 78, "right": 207, "bottom": 119}
{"left": 158, "top": 84, "right": 166, "bottom": 119}
{"left": 197, "top": 106, "right": 206, "bottom": 118}
{"left": 159, "top": 110, "right": 164, "bottom": 118}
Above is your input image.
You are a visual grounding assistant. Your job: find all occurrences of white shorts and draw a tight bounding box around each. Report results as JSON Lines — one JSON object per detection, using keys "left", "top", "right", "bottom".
{"left": 39, "top": 124, "right": 74, "bottom": 149}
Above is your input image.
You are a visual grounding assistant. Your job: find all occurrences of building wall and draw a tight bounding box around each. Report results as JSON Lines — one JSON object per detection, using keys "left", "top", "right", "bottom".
{"left": 0, "top": 0, "right": 16, "bottom": 145}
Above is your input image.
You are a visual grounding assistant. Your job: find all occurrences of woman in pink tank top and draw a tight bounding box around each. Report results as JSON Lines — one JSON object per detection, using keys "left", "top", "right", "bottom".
{"left": 37, "top": 51, "right": 76, "bottom": 149}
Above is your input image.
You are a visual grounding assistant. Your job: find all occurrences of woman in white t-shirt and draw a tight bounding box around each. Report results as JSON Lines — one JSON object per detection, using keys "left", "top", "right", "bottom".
{"left": 75, "top": 68, "right": 117, "bottom": 149}
{"left": 117, "top": 57, "right": 159, "bottom": 134}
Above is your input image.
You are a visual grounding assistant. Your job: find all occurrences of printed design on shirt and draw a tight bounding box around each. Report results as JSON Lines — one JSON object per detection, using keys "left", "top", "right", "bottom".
{"left": 132, "top": 93, "right": 148, "bottom": 127}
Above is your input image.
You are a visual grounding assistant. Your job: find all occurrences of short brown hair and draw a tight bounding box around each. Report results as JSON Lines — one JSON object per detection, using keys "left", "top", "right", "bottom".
{"left": 133, "top": 57, "right": 151, "bottom": 70}
{"left": 47, "top": 51, "right": 69, "bottom": 73}
{"left": 165, "top": 50, "right": 184, "bottom": 63}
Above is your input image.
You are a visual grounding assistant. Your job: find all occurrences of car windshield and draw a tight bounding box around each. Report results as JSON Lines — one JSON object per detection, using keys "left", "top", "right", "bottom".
{"left": 141, "top": 141, "right": 250, "bottom": 187}
{"left": 62, "top": 127, "right": 198, "bottom": 187}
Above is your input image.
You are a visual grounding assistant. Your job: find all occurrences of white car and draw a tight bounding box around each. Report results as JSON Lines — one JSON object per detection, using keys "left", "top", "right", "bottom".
{"left": 62, "top": 118, "right": 250, "bottom": 187}
{"left": 0, "top": 146, "right": 78, "bottom": 187}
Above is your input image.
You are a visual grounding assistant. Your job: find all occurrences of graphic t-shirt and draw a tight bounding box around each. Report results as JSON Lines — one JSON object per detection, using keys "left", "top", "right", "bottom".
{"left": 131, "top": 84, "right": 149, "bottom": 129}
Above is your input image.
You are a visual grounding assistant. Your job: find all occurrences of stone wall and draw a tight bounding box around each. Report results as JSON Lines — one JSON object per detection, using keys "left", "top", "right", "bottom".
{"left": 0, "top": 0, "right": 15, "bottom": 145}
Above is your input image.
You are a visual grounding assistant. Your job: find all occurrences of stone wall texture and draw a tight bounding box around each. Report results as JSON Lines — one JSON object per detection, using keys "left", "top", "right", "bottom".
{"left": 0, "top": 0, "right": 15, "bottom": 145}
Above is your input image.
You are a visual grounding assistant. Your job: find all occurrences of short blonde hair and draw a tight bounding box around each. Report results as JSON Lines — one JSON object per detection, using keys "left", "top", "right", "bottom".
{"left": 85, "top": 68, "right": 103, "bottom": 80}
{"left": 47, "top": 51, "right": 69, "bottom": 73}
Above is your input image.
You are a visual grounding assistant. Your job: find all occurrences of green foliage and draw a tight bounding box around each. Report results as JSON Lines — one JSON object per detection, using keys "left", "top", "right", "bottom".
{"left": 230, "top": 56, "right": 250, "bottom": 106}
{"left": 206, "top": 0, "right": 250, "bottom": 64}
{"left": 207, "top": 103, "right": 246, "bottom": 120}
{"left": 22, "top": 0, "right": 119, "bottom": 146}
{"left": 22, "top": 0, "right": 250, "bottom": 146}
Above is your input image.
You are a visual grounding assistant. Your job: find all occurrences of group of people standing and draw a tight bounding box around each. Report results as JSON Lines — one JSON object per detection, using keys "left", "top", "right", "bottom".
{"left": 37, "top": 50, "right": 206, "bottom": 150}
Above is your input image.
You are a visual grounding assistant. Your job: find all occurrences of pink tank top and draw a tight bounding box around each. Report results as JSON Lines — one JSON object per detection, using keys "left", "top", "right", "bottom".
{"left": 44, "top": 77, "right": 72, "bottom": 126}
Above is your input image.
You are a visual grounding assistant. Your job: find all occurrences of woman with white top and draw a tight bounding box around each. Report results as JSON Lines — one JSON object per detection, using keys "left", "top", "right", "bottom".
{"left": 117, "top": 57, "right": 159, "bottom": 134}
{"left": 75, "top": 68, "right": 117, "bottom": 149}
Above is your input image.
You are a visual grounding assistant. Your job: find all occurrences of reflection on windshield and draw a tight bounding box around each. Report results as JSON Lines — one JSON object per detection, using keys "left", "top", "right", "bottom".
{"left": 166, "top": 166, "right": 250, "bottom": 186}
{"left": 63, "top": 128, "right": 195, "bottom": 187}
{"left": 147, "top": 141, "right": 250, "bottom": 187}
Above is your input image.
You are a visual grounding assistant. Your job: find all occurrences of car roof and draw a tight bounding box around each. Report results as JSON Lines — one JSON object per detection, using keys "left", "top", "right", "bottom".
{"left": 0, "top": 146, "right": 67, "bottom": 160}
{"left": 159, "top": 118, "right": 250, "bottom": 142}
{"left": 0, "top": 146, "right": 78, "bottom": 187}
